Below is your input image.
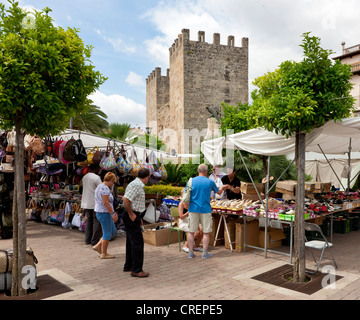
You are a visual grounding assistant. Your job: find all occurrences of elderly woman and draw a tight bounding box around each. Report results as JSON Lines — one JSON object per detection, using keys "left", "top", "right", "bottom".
{"left": 93, "top": 172, "right": 118, "bottom": 259}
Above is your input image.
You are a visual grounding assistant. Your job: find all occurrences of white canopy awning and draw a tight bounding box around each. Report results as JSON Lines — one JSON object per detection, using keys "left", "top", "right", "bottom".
{"left": 55, "top": 129, "right": 175, "bottom": 162}
{"left": 201, "top": 117, "right": 360, "bottom": 165}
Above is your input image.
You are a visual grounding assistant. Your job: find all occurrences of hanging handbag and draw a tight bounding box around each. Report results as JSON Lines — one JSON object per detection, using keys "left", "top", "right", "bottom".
{"left": 72, "top": 139, "right": 87, "bottom": 162}
{"left": 63, "top": 137, "right": 76, "bottom": 162}
{"left": 99, "top": 142, "right": 117, "bottom": 171}
{"left": 29, "top": 136, "right": 45, "bottom": 156}
{"left": 158, "top": 154, "right": 168, "bottom": 179}
{"left": 58, "top": 141, "right": 70, "bottom": 164}
{"left": 142, "top": 150, "right": 154, "bottom": 174}
{"left": 129, "top": 148, "right": 143, "bottom": 177}
{"left": 148, "top": 151, "right": 161, "bottom": 184}
{"left": 181, "top": 178, "right": 192, "bottom": 204}
{"left": 116, "top": 145, "right": 132, "bottom": 174}
{"left": 86, "top": 146, "right": 99, "bottom": 165}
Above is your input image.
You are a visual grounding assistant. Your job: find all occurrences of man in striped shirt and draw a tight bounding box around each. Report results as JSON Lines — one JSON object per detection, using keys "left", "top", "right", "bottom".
{"left": 123, "top": 168, "right": 150, "bottom": 278}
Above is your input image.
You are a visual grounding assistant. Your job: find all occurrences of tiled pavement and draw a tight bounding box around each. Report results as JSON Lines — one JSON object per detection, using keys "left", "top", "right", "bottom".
{"left": 1, "top": 220, "right": 360, "bottom": 301}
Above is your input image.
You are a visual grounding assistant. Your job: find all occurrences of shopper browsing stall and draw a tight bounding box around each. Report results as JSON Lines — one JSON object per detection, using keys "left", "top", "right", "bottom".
{"left": 81, "top": 166, "right": 102, "bottom": 246}
{"left": 93, "top": 172, "right": 118, "bottom": 259}
{"left": 122, "top": 168, "right": 151, "bottom": 278}
{"left": 186, "top": 164, "right": 228, "bottom": 260}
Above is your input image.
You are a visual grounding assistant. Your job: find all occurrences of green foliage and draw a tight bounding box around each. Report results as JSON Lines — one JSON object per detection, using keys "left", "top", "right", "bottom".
{"left": 162, "top": 163, "right": 182, "bottom": 185}
{"left": 71, "top": 99, "right": 109, "bottom": 133}
{"left": 251, "top": 32, "right": 355, "bottom": 137}
{"left": 118, "top": 184, "right": 183, "bottom": 197}
{"left": 220, "top": 102, "right": 253, "bottom": 133}
{"left": 132, "top": 133, "right": 167, "bottom": 151}
{"left": 100, "top": 122, "right": 134, "bottom": 141}
{"left": 0, "top": 1, "right": 107, "bottom": 136}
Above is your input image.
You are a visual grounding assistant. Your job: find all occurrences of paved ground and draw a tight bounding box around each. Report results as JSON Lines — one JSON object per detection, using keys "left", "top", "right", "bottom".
{"left": 1, "top": 220, "right": 360, "bottom": 303}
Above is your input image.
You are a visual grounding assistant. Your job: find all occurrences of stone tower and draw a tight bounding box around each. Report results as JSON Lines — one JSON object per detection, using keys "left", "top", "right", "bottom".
{"left": 146, "top": 29, "right": 248, "bottom": 154}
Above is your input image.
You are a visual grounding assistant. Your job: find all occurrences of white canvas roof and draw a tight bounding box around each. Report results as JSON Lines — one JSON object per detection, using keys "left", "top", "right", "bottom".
{"left": 201, "top": 117, "right": 360, "bottom": 165}
{"left": 55, "top": 129, "right": 175, "bottom": 162}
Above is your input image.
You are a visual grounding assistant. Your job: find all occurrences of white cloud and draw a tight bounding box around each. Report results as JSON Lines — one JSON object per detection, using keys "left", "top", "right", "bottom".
{"left": 101, "top": 35, "right": 136, "bottom": 54}
{"left": 89, "top": 91, "right": 146, "bottom": 128}
{"left": 141, "top": 0, "right": 360, "bottom": 96}
{"left": 126, "top": 71, "right": 146, "bottom": 89}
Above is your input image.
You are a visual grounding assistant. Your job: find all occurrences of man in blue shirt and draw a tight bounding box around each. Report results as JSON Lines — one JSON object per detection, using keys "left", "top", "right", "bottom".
{"left": 186, "top": 164, "right": 228, "bottom": 259}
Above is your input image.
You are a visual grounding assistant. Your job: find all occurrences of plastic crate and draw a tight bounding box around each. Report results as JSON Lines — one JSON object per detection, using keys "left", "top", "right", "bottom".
{"left": 333, "top": 219, "right": 351, "bottom": 234}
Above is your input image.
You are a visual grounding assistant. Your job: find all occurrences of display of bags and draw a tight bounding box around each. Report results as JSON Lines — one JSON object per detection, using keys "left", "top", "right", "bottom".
{"left": 181, "top": 178, "right": 192, "bottom": 203}
{"left": 99, "top": 142, "right": 117, "bottom": 171}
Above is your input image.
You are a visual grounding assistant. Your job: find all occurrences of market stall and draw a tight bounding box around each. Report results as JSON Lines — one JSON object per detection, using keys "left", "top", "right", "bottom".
{"left": 200, "top": 117, "right": 360, "bottom": 258}
{"left": 0, "top": 129, "right": 173, "bottom": 238}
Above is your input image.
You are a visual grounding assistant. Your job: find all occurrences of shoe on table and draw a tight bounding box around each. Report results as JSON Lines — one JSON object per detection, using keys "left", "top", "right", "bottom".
{"left": 131, "top": 271, "right": 149, "bottom": 278}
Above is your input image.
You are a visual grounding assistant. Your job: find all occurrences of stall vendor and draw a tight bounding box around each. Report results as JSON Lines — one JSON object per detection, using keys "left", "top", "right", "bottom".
{"left": 221, "top": 167, "right": 241, "bottom": 200}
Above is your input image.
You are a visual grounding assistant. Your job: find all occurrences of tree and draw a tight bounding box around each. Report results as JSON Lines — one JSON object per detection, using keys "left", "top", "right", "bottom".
{"left": 250, "top": 32, "right": 354, "bottom": 282}
{"left": 99, "top": 122, "right": 136, "bottom": 142}
{"left": 71, "top": 99, "right": 109, "bottom": 134}
{"left": 220, "top": 102, "right": 298, "bottom": 184}
{"left": 0, "top": 1, "right": 106, "bottom": 295}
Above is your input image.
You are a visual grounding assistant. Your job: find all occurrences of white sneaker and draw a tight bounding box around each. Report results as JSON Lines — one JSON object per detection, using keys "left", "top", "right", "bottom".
{"left": 182, "top": 246, "right": 189, "bottom": 253}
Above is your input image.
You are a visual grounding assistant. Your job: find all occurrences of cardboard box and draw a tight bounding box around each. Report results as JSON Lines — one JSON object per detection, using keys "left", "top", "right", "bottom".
{"left": 258, "top": 227, "right": 286, "bottom": 249}
{"left": 240, "top": 182, "right": 264, "bottom": 194}
{"left": 143, "top": 222, "right": 181, "bottom": 246}
{"left": 276, "top": 180, "right": 297, "bottom": 195}
{"left": 309, "top": 181, "right": 331, "bottom": 193}
{"left": 235, "top": 220, "right": 259, "bottom": 252}
{"left": 224, "top": 217, "right": 242, "bottom": 249}
{"left": 242, "top": 192, "right": 265, "bottom": 200}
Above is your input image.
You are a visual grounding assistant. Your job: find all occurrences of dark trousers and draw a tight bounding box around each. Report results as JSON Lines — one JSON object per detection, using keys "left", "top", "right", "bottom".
{"left": 123, "top": 210, "right": 144, "bottom": 273}
{"left": 84, "top": 209, "right": 102, "bottom": 246}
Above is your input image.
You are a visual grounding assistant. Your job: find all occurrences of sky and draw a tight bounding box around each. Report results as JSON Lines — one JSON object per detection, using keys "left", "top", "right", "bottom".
{"left": 10, "top": 0, "right": 360, "bottom": 130}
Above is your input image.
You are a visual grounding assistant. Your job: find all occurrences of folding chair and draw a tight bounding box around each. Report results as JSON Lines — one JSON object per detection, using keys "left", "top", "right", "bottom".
{"left": 304, "top": 222, "right": 338, "bottom": 274}
{"left": 167, "top": 207, "right": 186, "bottom": 251}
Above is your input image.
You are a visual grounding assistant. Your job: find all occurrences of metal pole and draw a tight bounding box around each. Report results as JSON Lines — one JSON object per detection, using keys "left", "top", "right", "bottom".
{"left": 264, "top": 156, "right": 271, "bottom": 259}
{"left": 347, "top": 138, "right": 352, "bottom": 194}
{"left": 318, "top": 144, "right": 346, "bottom": 191}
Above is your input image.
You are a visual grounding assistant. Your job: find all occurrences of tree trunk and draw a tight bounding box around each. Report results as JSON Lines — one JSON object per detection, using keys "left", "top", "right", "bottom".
{"left": 293, "top": 131, "right": 306, "bottom": 282}
{"left": 12, "top": 118, "right": 27, "bottom": 296}
{"left": 11, "top": 181, "right": 18, "bottom": 296}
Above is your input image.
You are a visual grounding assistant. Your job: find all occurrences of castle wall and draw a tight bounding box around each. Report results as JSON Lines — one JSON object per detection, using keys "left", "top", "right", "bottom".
{"left": 146, "top": 29, "right": 249, "bottom": 154}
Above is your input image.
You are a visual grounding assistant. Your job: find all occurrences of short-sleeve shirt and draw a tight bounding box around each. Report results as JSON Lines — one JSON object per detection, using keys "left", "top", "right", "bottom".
{"left": 81, "top": 173, "right": 102, "bottom": 209}
{"left": 94, "top": 183, "right": 114, "bottom": 213}
{"left": 187, "top": 176, "right": 219, "bottom": 213}
{"left": 221, "top": 175, "right": 242, "bottom": 200}
{"left": 123, "top": 178, "right": 146, "bottom": 212}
